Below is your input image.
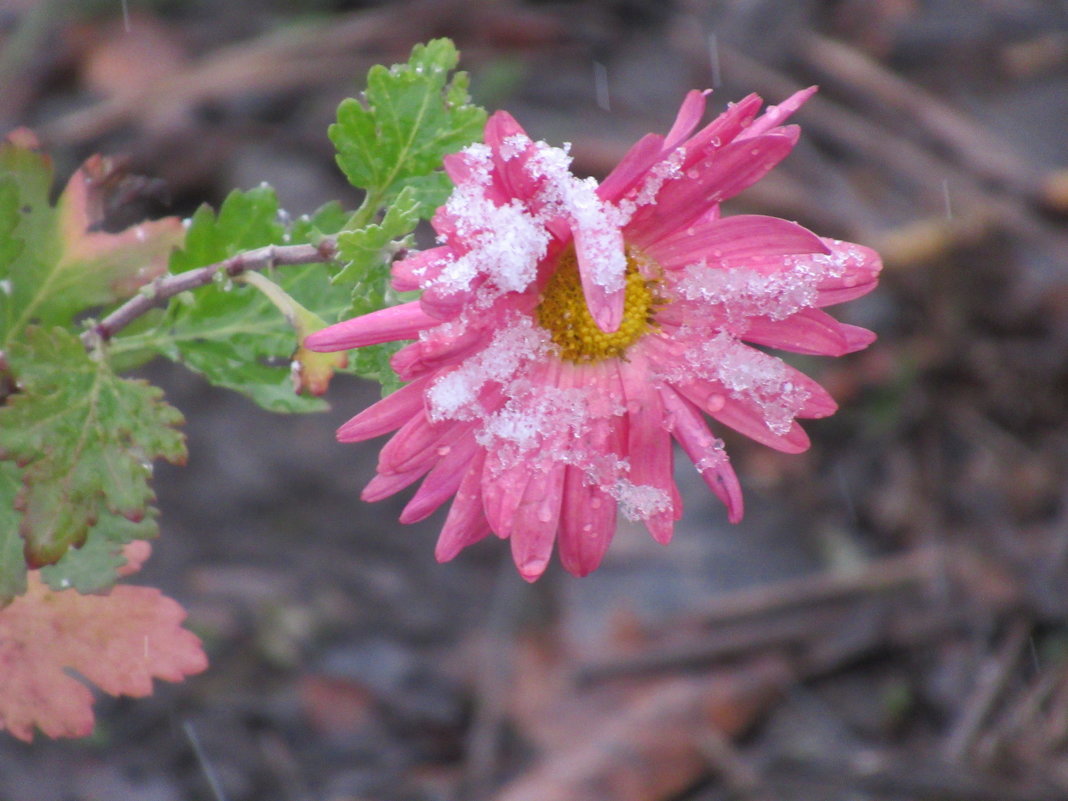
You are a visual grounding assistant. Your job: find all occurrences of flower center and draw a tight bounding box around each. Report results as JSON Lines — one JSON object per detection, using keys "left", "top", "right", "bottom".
{"left": 536, "top": 248, "right": 659, "bottom": 363}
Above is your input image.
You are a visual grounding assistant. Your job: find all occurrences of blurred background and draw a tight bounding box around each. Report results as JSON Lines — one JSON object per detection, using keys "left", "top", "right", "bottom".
{"left": 3, "top": 1, "right": 1068, "bottom": 799}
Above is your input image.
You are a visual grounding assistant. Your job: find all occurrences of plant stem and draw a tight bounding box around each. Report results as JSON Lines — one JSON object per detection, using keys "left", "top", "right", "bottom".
{"left": 80, "top": 237, "right": 338, "bottom": 350}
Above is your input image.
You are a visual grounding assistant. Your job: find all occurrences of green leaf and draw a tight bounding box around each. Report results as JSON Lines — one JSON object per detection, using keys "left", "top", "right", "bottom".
{"left": 0, "top": 139, "right": 183, "bottom": 346}
{"left": 113, "top": 187, "right": 353, "bottom": 413}
{"left": 170, "top": 186, "right": 284, "bottom": 274}
{"left": 330, "top": 38, "right": 486, "bottom": 214}
{"left": 331, "top": 186, "right": 422, "bottom": 393}
{"left": 0, "top": 461, "right": 27, "bottom": 605}
{"left": 289, "top": 200, "right": 349, "bottom": 243}
{"left": 39, "top": 513, "right": 157, "bottom": 594}
{"left": 0, "top": 327, "right": 186, "bottom": 569}
{"left": 0, "top": 179, "right": 25, "bottom": 337}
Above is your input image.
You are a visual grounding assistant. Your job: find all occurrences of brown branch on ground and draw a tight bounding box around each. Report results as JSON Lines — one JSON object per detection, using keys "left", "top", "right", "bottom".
{"left": 496, "top": 545, "right": 1054, "bottom": 801}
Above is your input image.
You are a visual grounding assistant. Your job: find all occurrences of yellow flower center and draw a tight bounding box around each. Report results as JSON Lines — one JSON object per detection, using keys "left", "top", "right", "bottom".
{"left": 536, "top": 248, "right": 659, "bottom": 363}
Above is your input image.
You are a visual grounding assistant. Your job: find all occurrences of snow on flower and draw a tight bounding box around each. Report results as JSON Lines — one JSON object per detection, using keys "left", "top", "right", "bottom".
{"left": 306, "top": 87, "right": 882, "bottom": 581}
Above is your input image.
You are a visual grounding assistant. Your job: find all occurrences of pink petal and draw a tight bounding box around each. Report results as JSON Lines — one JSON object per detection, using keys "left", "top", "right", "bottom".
{"left": 391, "top": 324, "right": 485, "bottom": 382}
{"left": 626, "top": 132, "right": 800, "bottom": 246}
{"left": 740, "top": 308, "right": 857, "bottom": 356}
{"left": 481, "top": 455, "right": 527, "bottom": 540}
{"left": 400, "top": 430, "right": 479, "bottom": 524}
{"left": 813, "top": 242, "right": 883, "bottom": 307}
{"left": 508, "top": 461, "right": 567, "bottom": 582}
{"left": 577, "top": 257, "right": 625, "bottom": 334}
{"left": 714, "top": 398, "right": 811, "bottom": 453}
{"left": 737, "top": 86, "right": 818, "bottom": 140}
{"left": 391, "top": 247, "right": 452, "bottom": 292}
{"left": 435, "top": 449, "right": 492, "bottom": 562}
{"left": 572, "top": 215, "right": 628, "bottom": 333}
{"left": 785, "top": 366, "right": 839, "bottom": 419}
{"left": 376, "top": 413, "right": 457, "bottom": 475}
{"left": 596, "top": 133, "right": 667, "bottom": 203}
{"left": 665, "top": 89, "right": 711, "bottom": 148}
{"left": 557, "top": 467, "right": 618, "bottom": 577}
{"left": 362, "top": 465, "right": 429, "bottom": 502}
{"left": 336, "top": 376, "right": 430, "bottom": 443}
{"left": 678, "top": 93, "right": 764, "bottom": 163}
{"left": 305, "top": 301, "right": 435, "bottom": 351}
{"left": 485, "top": 111, "right": 544, "bottom": 203}
{"left": 618, "top": 356, "right": 678, "bottom": 544}
{"left": 659, "top": 387, "right": 743, "bottom": 522}
{"left": 673, "top": 378, "right": 811, "bottom": 453}
{"left": 841, "top": 324, "right": 878, "bottom": 351}
{"left": 647, "top": 214, "right": 828, "bottom": 270}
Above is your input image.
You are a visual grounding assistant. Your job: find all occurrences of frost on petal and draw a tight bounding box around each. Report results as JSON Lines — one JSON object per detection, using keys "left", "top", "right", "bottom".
{"left": 616, "top": 357, "right": 677, "bottom": 542}
{"left": 427, "top": 317, "right": 551, "bottom": 422}
{"left": 431, "top": 141, "right": 551, "bottom": 300}
{"left": 660, "top": 387, "right": 743, "bottom": 523}
{"left": 627, "top": 133, "right": 799, "bottom": 247}
{"left": 524, "top": 140, "right": 628, "bottom": 330}
{"left": 0, "top": 548, "right": 206, "bottom": 743}
{"left": 659, "top": 332, "right": 814, "bottom": 438}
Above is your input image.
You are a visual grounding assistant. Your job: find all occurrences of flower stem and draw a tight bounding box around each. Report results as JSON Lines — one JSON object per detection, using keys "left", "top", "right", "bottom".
{"left": 80, "top": 237, "right": 339, "bottom": 351}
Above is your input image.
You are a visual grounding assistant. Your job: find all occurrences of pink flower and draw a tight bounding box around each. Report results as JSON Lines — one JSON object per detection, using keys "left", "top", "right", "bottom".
{"left": 306, "top": 88, "right": 881, "bottom": 581}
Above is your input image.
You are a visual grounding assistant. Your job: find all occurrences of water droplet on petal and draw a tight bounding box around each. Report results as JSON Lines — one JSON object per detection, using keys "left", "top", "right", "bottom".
{"left": 537, "top": 505, "right": 553, "bottom": 523}
{"left": 707, "top": 393, "right": 726, "bottom": 412}
{"left": 436, "top": 446, "right": 452, "bottom": 457}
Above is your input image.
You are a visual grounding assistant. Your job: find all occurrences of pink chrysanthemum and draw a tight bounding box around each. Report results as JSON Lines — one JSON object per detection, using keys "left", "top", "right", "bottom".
{"left": 307, "top": 88, "right": 882, "bottom": 581}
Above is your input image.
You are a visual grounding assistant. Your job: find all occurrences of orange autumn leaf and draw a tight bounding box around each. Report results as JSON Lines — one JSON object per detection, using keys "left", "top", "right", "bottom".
{"left": 0, "top": 542, "right": 207, "bottom": 742}
{"left": 55, "top": 152, "right": 185, "bottom": 305}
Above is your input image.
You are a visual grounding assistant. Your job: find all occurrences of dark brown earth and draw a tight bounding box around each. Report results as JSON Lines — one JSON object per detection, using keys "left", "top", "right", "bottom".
{"left": 4, "top": 1, "right": 1068, "bottom": 799}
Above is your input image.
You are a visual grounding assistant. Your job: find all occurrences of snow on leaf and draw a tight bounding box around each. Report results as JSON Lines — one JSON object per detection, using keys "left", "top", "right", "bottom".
{"left": 330, "top": 38, "right": 486, "bottom": 210}
{"left": 0, "top": 542, "right": 207, "bottom": 743}
{"left": 0, "top": 327, "right": 186, "bottom": 569}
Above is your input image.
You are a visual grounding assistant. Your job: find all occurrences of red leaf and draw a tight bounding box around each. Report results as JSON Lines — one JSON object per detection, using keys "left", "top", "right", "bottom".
{"left": 0, "top": 542, "right": 207, "bottom": 742}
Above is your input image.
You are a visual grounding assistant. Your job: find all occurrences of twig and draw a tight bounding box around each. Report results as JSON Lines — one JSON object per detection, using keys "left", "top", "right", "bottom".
{"left": 183, "top": 719, "right": 229, "bottom": 801}
{"left": 462, "top": 553, "right": 533, "bottom": 800}
{"left": 942, "top": 617, "right": 1032, "bottom": 762}
{"left": 697, "top": 728, "right": 777, "bottom": 801}
{"left": 80, "top": 237, "right": 337, "bottom": 349}
{"left": 795, "top": 33, "right": 1046, "bottom": 201}
{"left": 690, "top": 547, "right": 940, "bottom": 628}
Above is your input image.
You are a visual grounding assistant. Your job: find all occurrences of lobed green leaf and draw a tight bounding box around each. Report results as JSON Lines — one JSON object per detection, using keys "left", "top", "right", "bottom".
{"left": 0, "top": 138, "right": 183, "bottom": 346}
{"left": 330, "top": 38, "right": 486, "bottom": 213}
{"left": 0, "top": 327, "right": 186, "bottom": 571}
